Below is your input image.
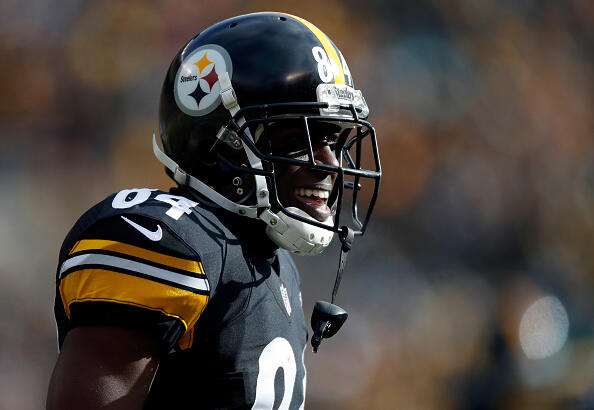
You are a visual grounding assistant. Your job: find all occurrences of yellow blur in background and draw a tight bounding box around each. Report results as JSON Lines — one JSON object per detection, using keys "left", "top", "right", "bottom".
{"left": 0, "top": 0, "right": 592, "bottom": 408}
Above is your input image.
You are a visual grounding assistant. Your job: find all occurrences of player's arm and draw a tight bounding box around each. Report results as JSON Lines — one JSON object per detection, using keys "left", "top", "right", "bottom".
{"left": 50, "top": 212, "right": 210, "bottom": 408}
{"left": 47, "top": 326, "right": 160, "bottom": 410}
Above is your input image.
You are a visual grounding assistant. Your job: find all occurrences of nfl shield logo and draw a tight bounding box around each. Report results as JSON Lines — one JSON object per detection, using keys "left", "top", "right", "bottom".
{"left": 280, "top": 284, "right": 291, "bottom": 316}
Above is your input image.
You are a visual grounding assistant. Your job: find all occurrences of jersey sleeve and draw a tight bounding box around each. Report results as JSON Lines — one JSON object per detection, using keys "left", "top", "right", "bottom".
{"left": 55, "top": 213, "right": 209, "bottom": 351}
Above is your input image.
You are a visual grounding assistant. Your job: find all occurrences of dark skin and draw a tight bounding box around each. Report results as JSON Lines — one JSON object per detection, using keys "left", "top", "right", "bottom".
{"left": 46, "top": 327, "right": 161, "bottom": 410}
{"left": 46, "top": 130, "right": 339, "bottom": 409}
{"left": 266, "top": 125, "right": 340, "bottom": 222}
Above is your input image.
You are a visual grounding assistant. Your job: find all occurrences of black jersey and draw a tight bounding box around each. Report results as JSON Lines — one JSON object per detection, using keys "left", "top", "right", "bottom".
{"left": 54, "top": 188, "right": 308, "bottom": 409}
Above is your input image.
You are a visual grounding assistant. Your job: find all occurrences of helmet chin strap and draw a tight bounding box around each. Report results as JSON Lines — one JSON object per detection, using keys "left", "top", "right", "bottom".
{"left": 310, "top": 226, "right": 354, "bottom": 353}
{"left": 152, "top": 134, "right": 259, "bottom": 218}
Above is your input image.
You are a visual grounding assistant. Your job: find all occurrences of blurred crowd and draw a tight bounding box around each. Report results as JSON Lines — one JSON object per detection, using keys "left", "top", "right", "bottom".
{"left": 1, "top": 0, "right": 592, "bottom": 409}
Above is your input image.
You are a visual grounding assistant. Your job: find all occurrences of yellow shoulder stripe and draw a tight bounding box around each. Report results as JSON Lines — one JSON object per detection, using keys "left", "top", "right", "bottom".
{"left": 60, "top": 268, "right": 208, "bottom": 349}
{"left": 285, "top": 13, "right": 346, "bottom": 85}
{"left": 69, "top": 239, "right": 204, "bottom": 274}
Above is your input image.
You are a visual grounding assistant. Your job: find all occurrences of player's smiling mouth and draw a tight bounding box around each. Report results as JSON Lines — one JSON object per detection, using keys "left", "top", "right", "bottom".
{"left": 292, "top": 185, "right": 332, "bottom": 222}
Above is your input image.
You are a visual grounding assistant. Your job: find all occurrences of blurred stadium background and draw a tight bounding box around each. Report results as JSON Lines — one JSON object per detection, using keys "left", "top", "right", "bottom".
{"left": 1, "top": 0, "right": 592, "bottom": 409}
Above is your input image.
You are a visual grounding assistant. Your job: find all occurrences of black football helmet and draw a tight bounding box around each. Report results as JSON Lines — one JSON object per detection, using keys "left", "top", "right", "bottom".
{"left": 154, "top": 12, "right": 381, "bottom": 256}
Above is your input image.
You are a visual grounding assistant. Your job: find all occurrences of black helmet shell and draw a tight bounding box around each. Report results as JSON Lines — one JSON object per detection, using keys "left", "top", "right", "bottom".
{"left": 159, "top": 12, "right": 354, "bottom": 181}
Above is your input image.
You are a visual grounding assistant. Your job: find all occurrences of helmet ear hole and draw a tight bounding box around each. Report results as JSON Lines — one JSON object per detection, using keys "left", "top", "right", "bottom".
{"left": 195, "top": 138, "right": 218, "bottom": 167}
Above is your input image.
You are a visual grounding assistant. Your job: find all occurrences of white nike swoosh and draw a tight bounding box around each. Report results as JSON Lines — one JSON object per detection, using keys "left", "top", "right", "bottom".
{"left": 121, "top": 216, "right": 163, "bottom": 241}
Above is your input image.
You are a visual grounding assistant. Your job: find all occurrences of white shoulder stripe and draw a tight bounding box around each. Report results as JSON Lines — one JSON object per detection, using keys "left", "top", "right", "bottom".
{"left": 59, "top": 253, "right": 209, "bottom": 292}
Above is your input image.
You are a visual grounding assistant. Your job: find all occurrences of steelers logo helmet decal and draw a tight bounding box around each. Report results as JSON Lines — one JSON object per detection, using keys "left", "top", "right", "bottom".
{"left": 174, "top": 44, "right": 233, "bottom": 117}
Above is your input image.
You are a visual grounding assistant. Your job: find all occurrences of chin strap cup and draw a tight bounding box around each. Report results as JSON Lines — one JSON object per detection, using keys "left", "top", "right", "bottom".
{"left": 263, "top": 207, "right": 334, "bottom": 256}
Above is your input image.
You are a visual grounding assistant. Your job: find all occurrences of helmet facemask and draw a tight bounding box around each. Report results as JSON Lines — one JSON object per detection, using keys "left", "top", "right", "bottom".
{"left": 154, "top": 99, "right": 380, "bottom": 255}
{"left": 211, "top": 101, "right": 381, "bottom": 255}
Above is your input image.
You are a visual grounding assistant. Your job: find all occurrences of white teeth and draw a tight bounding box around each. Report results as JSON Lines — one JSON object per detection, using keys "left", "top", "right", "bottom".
{"left": 294, "top": 188, "right": 330, "bottom": 199}
{"left": 317, "top": 190, "right": 329, "bottom": 199}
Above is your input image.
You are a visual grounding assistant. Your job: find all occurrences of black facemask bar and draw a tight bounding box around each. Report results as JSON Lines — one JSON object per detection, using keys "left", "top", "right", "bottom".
{"left": 211, "top": 101, "right": 382, "bottom": 237}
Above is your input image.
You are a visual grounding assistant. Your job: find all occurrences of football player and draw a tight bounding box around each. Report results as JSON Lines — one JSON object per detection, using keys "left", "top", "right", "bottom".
{"left": 47, "top": 12, "right": 381, "bottom": 409}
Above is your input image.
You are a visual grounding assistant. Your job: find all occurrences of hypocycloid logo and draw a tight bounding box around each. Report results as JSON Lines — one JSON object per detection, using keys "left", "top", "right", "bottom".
{"left": 174, "top": 44, "right": 233, "bottom": 117}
